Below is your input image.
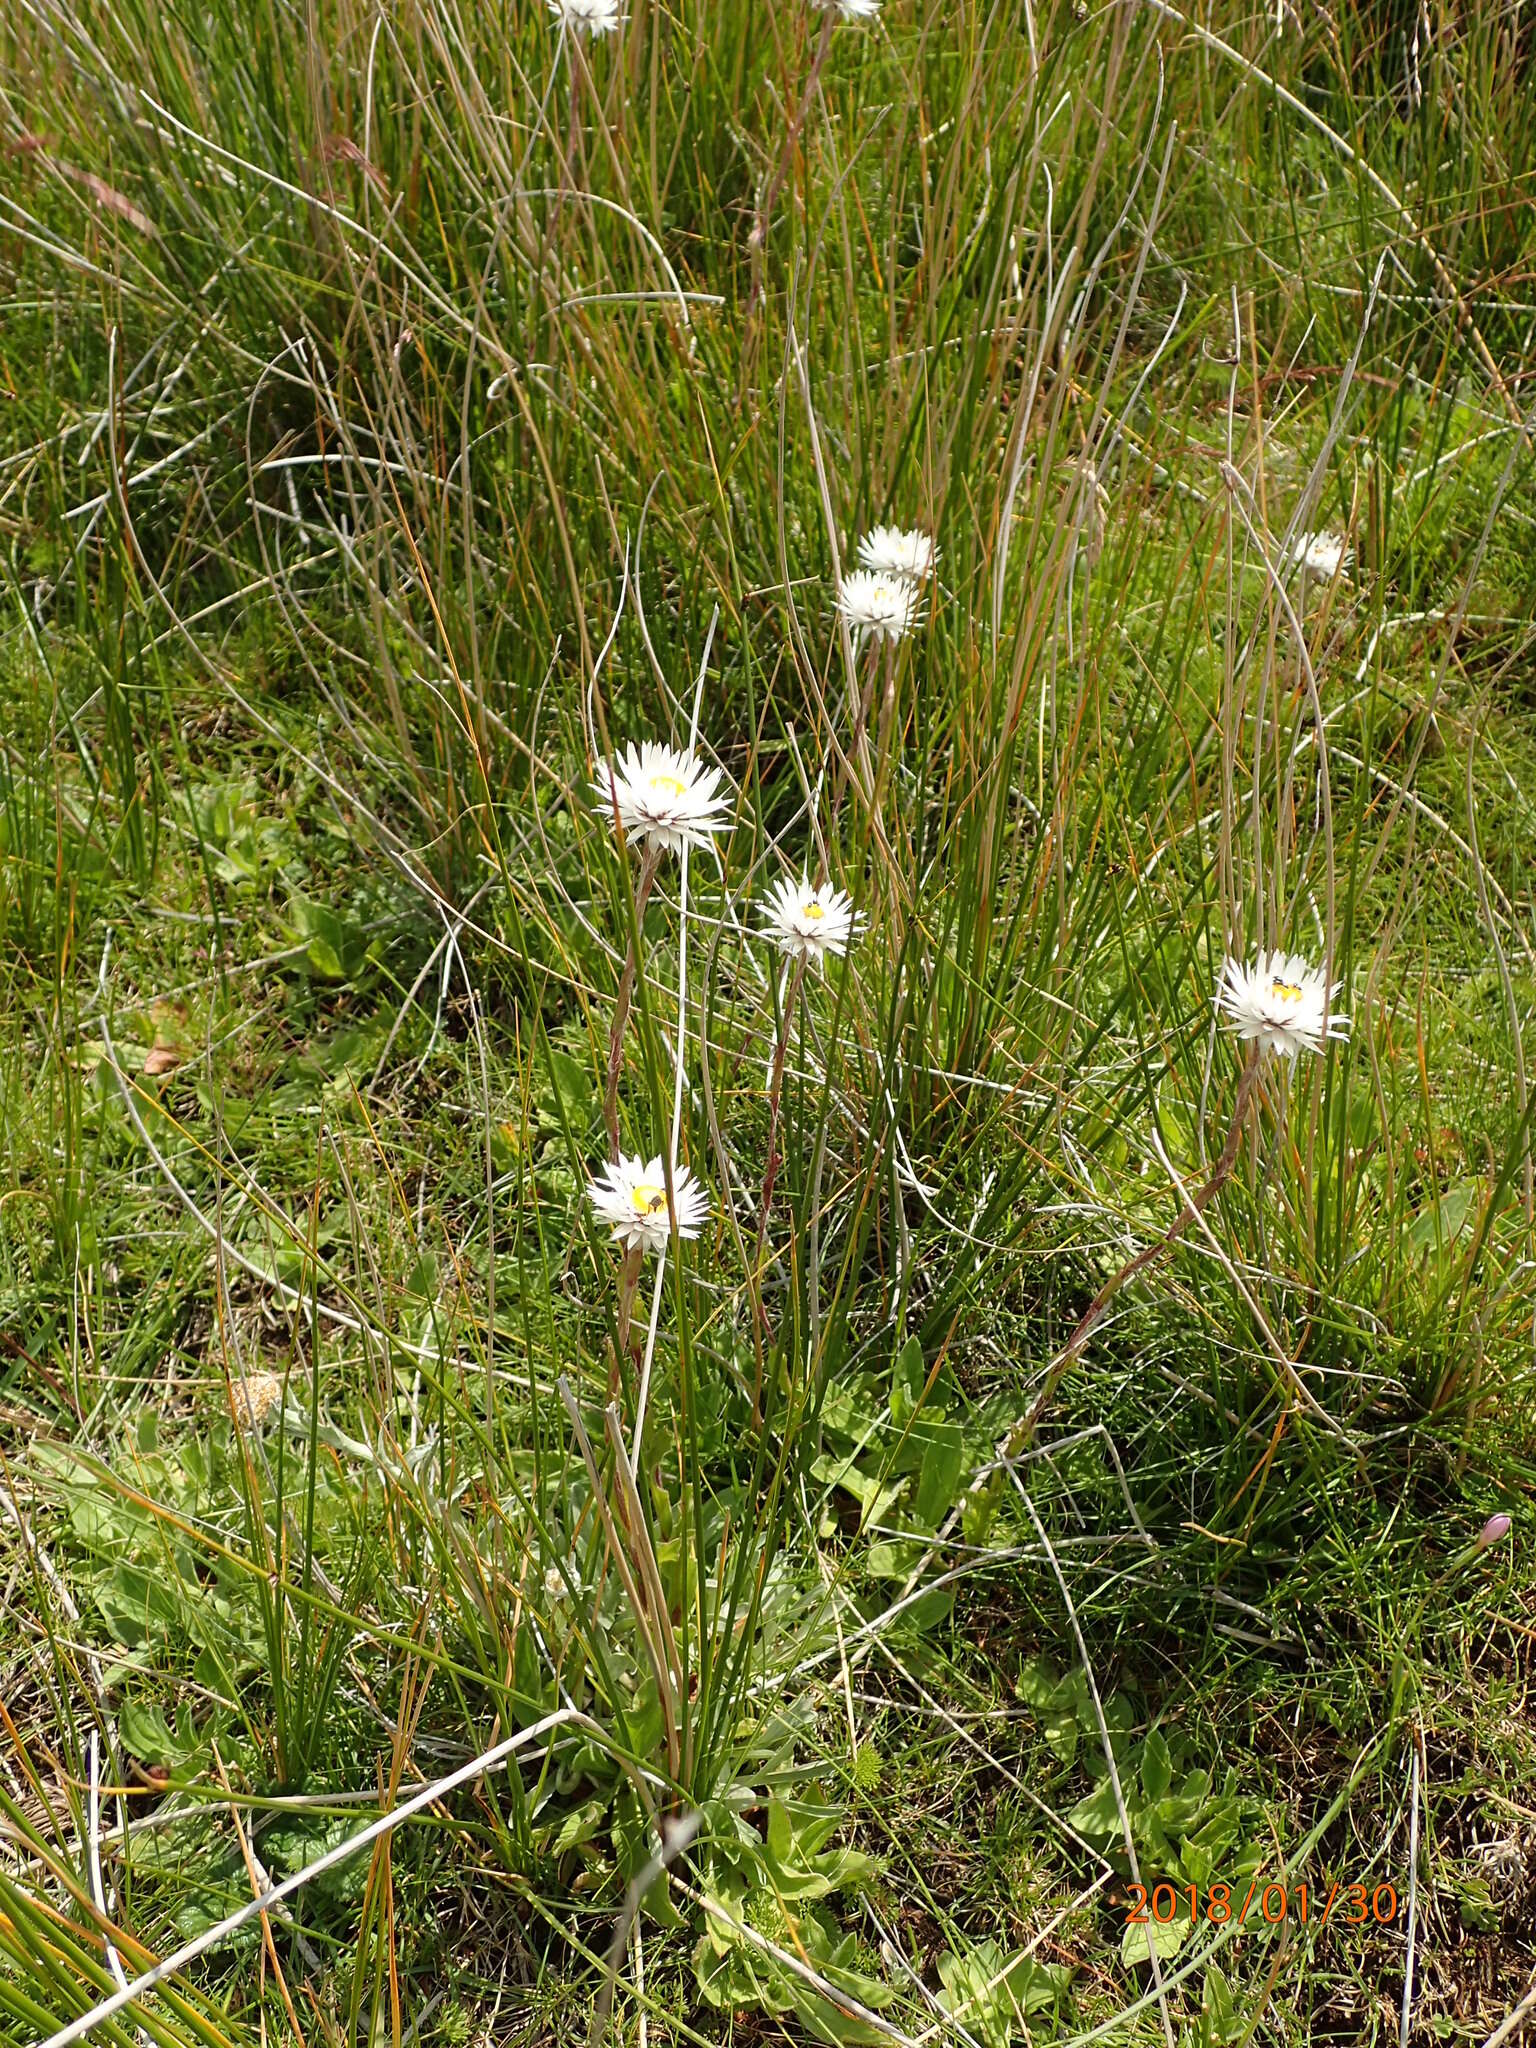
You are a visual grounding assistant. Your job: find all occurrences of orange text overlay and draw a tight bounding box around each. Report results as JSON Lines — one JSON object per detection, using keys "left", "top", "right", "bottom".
{"left": 1125, "top": 1882, "right": 1400, "bottom": 1928}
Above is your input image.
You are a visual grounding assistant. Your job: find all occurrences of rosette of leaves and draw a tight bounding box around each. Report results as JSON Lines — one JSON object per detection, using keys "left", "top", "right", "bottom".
{"left": 811, "top": 1338, "right": 992, "bottom": 1610}
{"left": 1018, "top": 1661, "right": 1266, "bottom": 1966}
{"left": 935, "top": 1939, "right": 1071, "bottom": 2047}
{"left": 692, "top": 1794, "right": 892, "bottom": 2044}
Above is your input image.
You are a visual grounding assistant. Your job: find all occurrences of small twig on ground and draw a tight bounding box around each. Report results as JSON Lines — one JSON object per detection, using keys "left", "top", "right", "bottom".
{"left": 1483, "top": 1974, "right": 1536, "bottom": 2048}
{"left": 587, "top": 1811, "right": 700, "bottom": 2048}
{"left": 210, "top": 1742, "right": 310, "bottom": 2041}
{"left": 87, "top": 1733, "right": 148, "bottom": 2048}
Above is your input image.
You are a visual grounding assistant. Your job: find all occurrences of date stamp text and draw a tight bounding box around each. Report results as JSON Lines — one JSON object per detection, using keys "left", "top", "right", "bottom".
{"left": 1124, "top": 1882, "right": 1399, "bottom": 1929}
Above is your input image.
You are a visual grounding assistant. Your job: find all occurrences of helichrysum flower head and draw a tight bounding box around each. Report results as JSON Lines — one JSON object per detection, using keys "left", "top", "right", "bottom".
{"left": 836, "top": 568, "right": 924, "bottom": 644}
{"left": 232, "top": 1371, "right": 286, "bottom": 1431}
{"left": 592, "top": 741, "right": 729, "bottom": 857}
{"left": 1216, "top": 950, "right": 1349, "bottom": 1060}
{"left": 814, "top": 0, "right": 881, "bottom": 18}
{"left": 857, "top": 525, "right": 937, "bottom": 583}
{"left": 588, "top": 1153, "right": 709, "bottom": 1256}
{"left": 762, "top": 875, "right": 862, "bottom": 969}
{"left": 1289, "top": 530, "right": 1349, "bottom": 580}
{"left": 549, "top": 0, "right": 623, "bottom": 34}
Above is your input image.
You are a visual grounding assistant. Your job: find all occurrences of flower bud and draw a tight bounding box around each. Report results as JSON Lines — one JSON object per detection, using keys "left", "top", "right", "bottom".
{"left": 1477, "top": 1513, "right": 1512, "bottom": 1550}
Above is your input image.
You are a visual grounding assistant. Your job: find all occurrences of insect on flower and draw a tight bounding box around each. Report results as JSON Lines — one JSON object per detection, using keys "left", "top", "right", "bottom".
{"left": 588, "top": 1153, "right": 710, "bottom": 1256}
{"left": 857, "top": 525, "right": 937, "bottom": 583}
{"left": 592, "top": 741, "right": 729, "bottom": 857}
{"left": 1216, "top": 950, "right": 1349, "bottom": 1061}
{"left": 548, "top": 0, "right": 624, "bottom": 35}
{"left": 837, "top": 568, "right": 925, "bottom": 645}
{"left": 1289, "top": 530, "right": 1350, "bottom": 581}
{"left": 761, "top": 875, "right": 862, "bottom": 969}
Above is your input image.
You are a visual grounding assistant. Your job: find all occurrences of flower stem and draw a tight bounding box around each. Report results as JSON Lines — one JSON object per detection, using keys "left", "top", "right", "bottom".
{"left": 757, "top": 959, "right": 807, "bottom": 1247}
{"left": 603, "top": 844, "right": 663, "bottom": 1159}
{"left": 750, "top": 956, "right": 807, "bottom": 1420}
{"left": 610, "top": 1242, "right": 645, "bottom": 1402}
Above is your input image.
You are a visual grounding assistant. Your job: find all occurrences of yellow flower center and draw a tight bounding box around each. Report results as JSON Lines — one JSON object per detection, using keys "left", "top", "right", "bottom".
{"left": 1271, "top": 980, "right": 1303, "bottom": 1003}
{"left": 629, "top": 1182, "right": 667, "bottom": 1216}
{"left": 648, "top": 773, "right": 688, "bottom": 801}
{"left": 801, "top": 901, "right": 826, "bottom": 921}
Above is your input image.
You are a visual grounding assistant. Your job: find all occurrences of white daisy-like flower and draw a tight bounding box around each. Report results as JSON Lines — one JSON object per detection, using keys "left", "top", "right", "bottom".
{"left": 1216, "top": 950, "right": 1349, "bottom": 1060}
{"left": 548, "top": 0, "right": 623, "bottom": 35}
{"left": 814, "top": 0, "right": 881, "bottom": 18}
{"left": 836, "top": 569, "right": 924, "bottom": 645}
{"left": 1289, "top": 530, "right": 1349, "bottom": 580}
{"left": 761, "top": 875, "right": 862, "bottom": 968}
{"left": 856, "top": 526, "right": 937, "bottom": 583}
{"left": 588, "top": 1152, "right": 710, "bottom": 1256}
{"left": 592, "top": 741, "right": 729, "bottom": 857}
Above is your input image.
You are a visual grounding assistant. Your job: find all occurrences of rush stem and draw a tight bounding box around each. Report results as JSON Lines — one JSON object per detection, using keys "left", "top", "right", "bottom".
{"left": 747, "top": 8, "right": 836, "bottom": 306}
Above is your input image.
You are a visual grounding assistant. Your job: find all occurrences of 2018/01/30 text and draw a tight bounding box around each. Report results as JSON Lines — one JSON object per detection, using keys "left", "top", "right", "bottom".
{"left": 1124, "top": 1882, "right": 1399, "bottom": 1928}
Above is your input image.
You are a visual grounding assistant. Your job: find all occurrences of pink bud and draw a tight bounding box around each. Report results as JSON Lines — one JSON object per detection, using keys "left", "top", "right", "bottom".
{"left": 1477, "top": 1514, "right": 1512, "bottom": 1550}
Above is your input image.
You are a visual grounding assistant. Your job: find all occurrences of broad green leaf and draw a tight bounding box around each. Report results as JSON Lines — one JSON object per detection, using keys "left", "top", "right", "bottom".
{"left": 913, "top": 1418, "right": 965, "bottom": 1526}
{"left": 890, "top": 1335, "right": 925, "bottom": 1424}
{"left": 1042, "top": 1677, "right": 1082, "bottom": 1766}
{"left": 1067, "top": 1777, "right": 1123, "bottom": 1842}
{"left": 1017, "top": 1657, "right": 1061, "bottom": 1711}
{"left": 545, "top": 1048, "right": 594, "bottom": 1126}
{"left": 936, "top": 1940, "right": 1067, "bottom": 2047}
{"left": 1121, "top": 1909, "right": 1193, "bottom": 1968}
{"left": 1141, "top": 1729, "right": 1172, "bottom": 1803}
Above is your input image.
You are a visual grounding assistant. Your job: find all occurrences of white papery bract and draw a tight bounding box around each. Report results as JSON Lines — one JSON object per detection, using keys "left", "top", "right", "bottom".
{"left": 1289, "top": 530, "right": 1349, "bottom": 580}
{"left": 548, "top": 0, "right": 623, "bottom": 34}
{"left": 1216, "top": 950, "right": 1349, "bottom": 1060}
{"left": 592, "top": 741, "right": 729, "bottom": 856}
{"left": 588, "top": 1153, "right": 710, "bottom": 1256}
{"left": 814, "top": 0, "right": 881, "bottom": 18}
{"left": 837, "top": 568, "right": 924, "bottom": 644}
{"left": 761, "top": 875, "right": 862, "bottom": 969}
{"left": 857, "top": 525, "right": 937, "bottom": 583}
